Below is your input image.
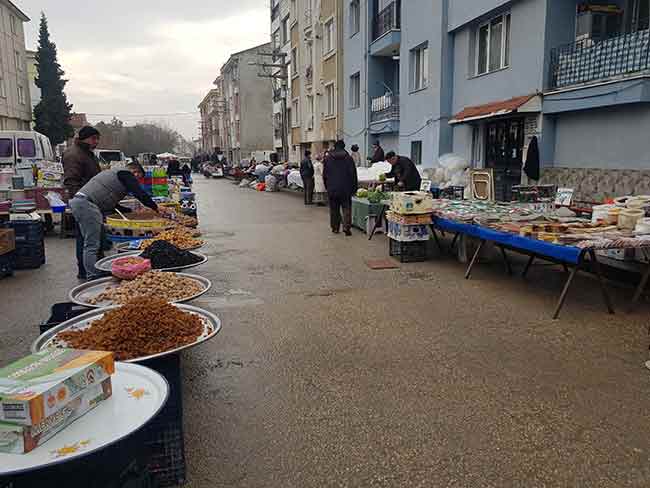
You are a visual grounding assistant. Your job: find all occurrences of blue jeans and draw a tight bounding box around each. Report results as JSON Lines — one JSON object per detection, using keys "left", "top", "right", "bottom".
{"left": 69, "top": 197, "right": 103, "bottom": 280}
{"left": 75, "top": 221, "right": 85, "bottom": 277}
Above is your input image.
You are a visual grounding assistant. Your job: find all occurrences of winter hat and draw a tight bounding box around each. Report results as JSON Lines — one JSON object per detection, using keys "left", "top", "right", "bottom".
{"left": 78, "top": 126, "right": 100, "bottom": 140}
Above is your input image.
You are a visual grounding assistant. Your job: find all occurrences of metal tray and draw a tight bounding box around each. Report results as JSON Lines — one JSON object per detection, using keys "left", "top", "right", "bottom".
{"left": 68, "top": 272, "right": 212, "bottom": 308}
{"left": 116, "top": 241, "right": 204, "bottom": 253}
{"left": 94, "top": 250, "right": 208, "bottom": 272}
{"left": 31, "top": 303, "right": 222, "bottom": 363}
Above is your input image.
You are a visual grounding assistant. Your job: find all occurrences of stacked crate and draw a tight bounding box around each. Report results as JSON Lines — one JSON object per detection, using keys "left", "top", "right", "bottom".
{"left": 387, "top": 192, "right": 434, "bottom": 263}
{"left": 0, "top": 228, "right": 15, "bottom": 278}
{"left": 7, "top": 220, "right": 45, "bottom": 269}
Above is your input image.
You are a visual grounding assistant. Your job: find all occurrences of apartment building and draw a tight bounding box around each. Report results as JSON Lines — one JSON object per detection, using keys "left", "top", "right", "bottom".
{"left": 198, "top": 88, "right": 224, "bottom": 154}
{"left": 0, "top": 1, "right": 31, "bottom": 130}
{"left": 219, "top": 43, "right": 274, "bottom": 163}
{"left": 289, "top": 0, "right": 345, "bottom": 160}
{"left": 270, "top": 0, "right": 291, "bottom": 159}
{"left": 344, "top": 0, "right": 650, "bottom": 197}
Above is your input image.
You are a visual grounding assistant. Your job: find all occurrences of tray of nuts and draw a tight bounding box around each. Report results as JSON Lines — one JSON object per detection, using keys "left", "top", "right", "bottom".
{"left": 69, "top": 271, "right": 212, "bottom": 308}
{"left": 95, "top": 250, "right": 209, "bottom": 273}
{"left": 31, "top": 300, "right": 222, "bottom": 362}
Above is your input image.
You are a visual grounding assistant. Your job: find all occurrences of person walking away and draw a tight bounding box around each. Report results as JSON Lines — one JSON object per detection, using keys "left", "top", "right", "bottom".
{"left": 385, "top": 151, "right": 422, "bottom": 191}
{"left": 368, "top": 141, "right": 385, "bottom": 164}
{"left": 300, "top": 150, "right": 315, "bottom": 205}
{"left": 350, "top": 145, "right": 362, "bottom": 167}
{"left": 63, "top": 126, "right": 102, "bottom": 280}
{"left": 69, "top": 163, "right": 162, "bottom": 280}
{"left": 323, "top": 140, "right": 358, "bottom": 236}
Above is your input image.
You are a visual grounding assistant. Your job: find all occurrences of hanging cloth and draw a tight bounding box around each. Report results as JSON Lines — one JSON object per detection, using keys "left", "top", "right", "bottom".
{"left": 524, "top": 136, "right": 540, "bottom": 181}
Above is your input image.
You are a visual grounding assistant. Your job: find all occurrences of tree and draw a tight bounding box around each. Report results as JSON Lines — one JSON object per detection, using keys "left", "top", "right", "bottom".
{"left": 33, "top": 13, "right": 73, "bottom": 145}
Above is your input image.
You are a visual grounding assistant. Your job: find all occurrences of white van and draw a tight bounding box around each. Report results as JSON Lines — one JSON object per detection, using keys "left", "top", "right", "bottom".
{"left": 0, "top": 130, "right": 55, "bottom": 167}
{"left": 95, "top": 149, "right": 126, "bottom": 169}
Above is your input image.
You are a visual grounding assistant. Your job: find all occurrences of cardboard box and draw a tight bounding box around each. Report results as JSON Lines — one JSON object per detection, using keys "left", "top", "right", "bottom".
{"left": 390, "top": 192, "right": 434, "bottom": 215}
{"left": 0, "top": 229, "right": 15, "bottom": 255}
{"left": 0, "top": 349, "right": 114, "bottom": 426}
{"left": 0, "top": 377, "right": 112, "bottom": 454}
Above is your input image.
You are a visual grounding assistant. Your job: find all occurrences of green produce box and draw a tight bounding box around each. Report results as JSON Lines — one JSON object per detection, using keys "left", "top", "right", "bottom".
{"left": 351, "top": 197, "right": 384, "bottom": 233}
{"left": 0, "top": 349, "right": 114, "bottom": 426}
{"left": 0, "top": 377, "right": 112, "bottom": 454}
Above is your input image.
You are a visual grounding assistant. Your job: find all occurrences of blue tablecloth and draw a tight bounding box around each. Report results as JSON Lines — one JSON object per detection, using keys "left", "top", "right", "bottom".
{"left": 433, "top": 217, "right": 583, "bottom": 265}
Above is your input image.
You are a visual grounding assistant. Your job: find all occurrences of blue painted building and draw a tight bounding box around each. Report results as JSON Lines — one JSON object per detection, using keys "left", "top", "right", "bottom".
{"left": 344, "top": 0, "right": 650, "bottom": 188}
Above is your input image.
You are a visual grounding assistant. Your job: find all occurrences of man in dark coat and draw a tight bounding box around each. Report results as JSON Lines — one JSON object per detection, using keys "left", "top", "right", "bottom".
{"left": 323, "top": 140, "right": 358, "bottom": 236}
{"left": 369, "top": 141, "right": 385, "bottom": 164}
{"left": 62, "top": 126, "right": 102, "bottom": 279}
{"left": 385, "top": 151, "right": 422, "bottom": 191}
{"left": 300, "top": 150, "right": 315, "bottom": 205}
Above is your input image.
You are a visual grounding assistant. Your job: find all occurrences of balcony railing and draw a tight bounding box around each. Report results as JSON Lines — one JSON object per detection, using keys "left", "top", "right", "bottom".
{"left": 549, "top": 29, "right": 650, "bottom": 90}
{"left": 373, "top": 0, "right": 401, "bottom": 41}
{"left": 370, "top": 93, "right": 399, "bottom": 122}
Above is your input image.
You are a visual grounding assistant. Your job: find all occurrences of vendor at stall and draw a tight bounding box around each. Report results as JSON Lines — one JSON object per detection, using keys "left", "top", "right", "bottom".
{"left": 385, "top": 151, "right": 422, "bottom": 191}
{"left": 69, "top": 162, "right": 161, "bottom": 280}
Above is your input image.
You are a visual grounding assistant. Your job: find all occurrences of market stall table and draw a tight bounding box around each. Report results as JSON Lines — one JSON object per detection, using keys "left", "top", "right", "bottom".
{"left": 0, "top": 363, "right": 168, "bottom": 487}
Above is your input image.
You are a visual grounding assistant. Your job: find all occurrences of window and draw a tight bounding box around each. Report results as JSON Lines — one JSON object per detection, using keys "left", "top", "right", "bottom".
{"left": 475, "top": 13, "right": 510, "bottom": 76}
{"left": 410, "top": 141, "right": 422, "bottom": 166}
{"left": 291, "top": 99, "right": 300, "bottom": 127}
{"left": 272, "top": 29, "right": 281, "bottom": 50}
{"left": 0, "top": 139, "right": 12, "bottom": 157}
{"left": 290, "top": 0, "right": 297, "bottom": 21}
{"left": 0, "top": 77, "right": 6, "bottom": 98}
{"left": 17, "top": 139, "right": 36, "bottom": 158}
{"left": 324, "top": 83, "right": 336, "bottom": 117}
{"left": 410, "top": 43, "right": 429, "bottom": 91}
{"left": 10, "top": 15, "right": 16, "bottom": 35}
{"left": 349, "top": 72, "right": 360, "bottom": 109}
{"left": 471, "top": 126, "right": 482, "bottom": 166}
{"left": 291, "top": 47, "right": 298, "bottom": 78}
{"left": 14, "top": 51, "right": 20, "bottom": 71}
{"left": 281, "top": 16, "right": 289, "bottom": 45}
{"left": 307, "top": 95, "right": 314, "bottom": 129}
{"left": 17, "top": 85, "right": 25, "bottom": 104}
{"left": 350, "top": 1, "right": 360, "bottom": 36}
{"left": 323, "top": 18, "right": 336, "bottom": 55}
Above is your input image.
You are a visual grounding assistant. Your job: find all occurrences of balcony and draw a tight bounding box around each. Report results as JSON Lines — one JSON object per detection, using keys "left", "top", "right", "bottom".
{"left": 549, "top": 30, "right": 650, "bottom": 90}
{"left": 369, "top": 93, "right": 399, "bottom": 134}
{"left": 305, "top": 65, "right": 313, "bottom": 85}
{"left": 370, "top": 1, "right": 401, "bottom": 57}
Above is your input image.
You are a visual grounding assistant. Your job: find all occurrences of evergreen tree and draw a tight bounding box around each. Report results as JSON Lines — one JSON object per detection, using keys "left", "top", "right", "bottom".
{"left": 33, "top": 13, "right": 73, "bottom": 145}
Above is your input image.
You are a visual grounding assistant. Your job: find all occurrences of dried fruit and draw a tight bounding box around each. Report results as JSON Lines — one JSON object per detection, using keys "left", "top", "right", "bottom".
{"left": 139, "top": 228, "right": 203, "bottom": 250}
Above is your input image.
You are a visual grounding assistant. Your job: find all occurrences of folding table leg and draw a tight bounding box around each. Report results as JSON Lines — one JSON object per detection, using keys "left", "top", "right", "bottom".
{"left": 522, "top": 255, "right": 535, "bottom": 278}
{"left": 562, "top": 263, "right": 569, "bottom": 274}
{"left": 430, "top": 226, "right": 443, "bottom": 254}
{"left": 630, "top": 251, "right": 650, "bottom": 312}
{"left": 588, "top": 249, "right": 615, "bottom": 315}
{"left": 465, "top": 239, "right": 485, "bottom": 280}
{"left": 553, "top": 265, "right": 579, "bottom": 320}
{"left": 368, "top": 204, "right": 387, "bottom": 241}
{"left": 450, "top": 233, "right": 460, "bottom": 253}
{"left": 499, "top": 246, "right": 513, "bottom": 276}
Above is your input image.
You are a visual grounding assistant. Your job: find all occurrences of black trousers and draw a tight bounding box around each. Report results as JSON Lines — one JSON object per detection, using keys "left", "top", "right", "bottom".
{"left": 328, "top": 194, "right": 352, "bottom": 232}
{"left": 303, "top": 176, "right": 314, "bottom": 204}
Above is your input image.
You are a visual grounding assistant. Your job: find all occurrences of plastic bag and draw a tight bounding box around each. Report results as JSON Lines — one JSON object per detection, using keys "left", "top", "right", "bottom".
{"left": 265, "top": 175, "right": 278, "bottom": 192}
{"left": 111, "top": 256, "right": 151, "bottom": 280}
{"left": 44, "top": 191, "right": 66, "bottom": 208}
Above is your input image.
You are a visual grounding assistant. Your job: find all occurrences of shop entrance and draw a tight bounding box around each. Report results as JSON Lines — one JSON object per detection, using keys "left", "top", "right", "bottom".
{"left": 485, "top": 117, "right": 524, "bottom": 201}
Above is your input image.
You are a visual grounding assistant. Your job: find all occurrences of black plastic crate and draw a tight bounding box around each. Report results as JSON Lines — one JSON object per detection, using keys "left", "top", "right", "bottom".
{"left": 0, "top": 252, "right": 13, "bottom": 278}
{"left": 389, "top": 239, "right": 428, "bottom": 263}
{"left": 140, "top": 354, "right": 186, "bottom": 487}
{"left": 13, "top": 242, "right": 45, "bottom": 269}
{"left": 5, "top": 220, "right": 44, "bottom": 244}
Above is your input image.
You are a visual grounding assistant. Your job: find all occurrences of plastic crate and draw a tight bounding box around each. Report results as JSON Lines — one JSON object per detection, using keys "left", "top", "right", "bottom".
{"left": 0, "top": 252, "right": 13, "bottom": 278}
{"left": 13, "top": 241, "right": 45, "bottom": 269}
{"left": 389, "top": 238, "right": 428, "bottom": 263}
{"left": 140, "top": 354, "right": 186, "bottom": 487}
{"left": 5, "top": 220, "right": 43, "bottom": 244}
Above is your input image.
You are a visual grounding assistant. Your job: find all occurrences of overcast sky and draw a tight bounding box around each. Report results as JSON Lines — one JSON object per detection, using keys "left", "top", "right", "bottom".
{"left": 18, "top": 0, "right": 270, "bottom": 140}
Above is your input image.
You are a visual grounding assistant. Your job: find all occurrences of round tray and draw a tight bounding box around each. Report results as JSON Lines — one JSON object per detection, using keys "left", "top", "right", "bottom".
{"left": 0, "top": 363, "right": 169, "bottom": 476}
{"left": 94, "top": 250, "right": 208, "bottom": 273}
{"left": 115, "top": 241, "right": 203, "bottom": 253}
{"left": 68, "top": 272, "right": 212, "bottom": 308}
{"left": 32, "top": 303, "right": 222, "bottom": 363}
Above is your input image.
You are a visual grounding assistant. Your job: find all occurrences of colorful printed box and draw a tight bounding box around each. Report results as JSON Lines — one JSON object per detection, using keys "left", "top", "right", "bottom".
{"left": 0, "top": 349, "right": 114, "bottom": 426}
{"left": 0, "top": 377, "right": 112, "bottom": 454}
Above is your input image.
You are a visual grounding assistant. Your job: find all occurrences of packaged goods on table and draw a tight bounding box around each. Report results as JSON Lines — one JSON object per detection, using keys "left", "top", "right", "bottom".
{"left": 140, "top": 241, "right": 203, "bottom": 269}
{"left": 55, "top": 298, "right": 211, "bottom": 361}
{"left": 87, "top": 271, "right": 205, "bottom": 305}
{"left": 0, "top": 349, "right": 114, "bottom": 454}
{"left": 139, "top": 228, "right": 203, "bottom": 251}
{"left": 390, "top": 191, "right": 434, "bottom": 215}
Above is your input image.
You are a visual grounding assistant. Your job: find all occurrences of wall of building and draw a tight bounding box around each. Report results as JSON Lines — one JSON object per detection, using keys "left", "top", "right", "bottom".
{"left": 553, "top": 104, "right": 650, "bottom": 169}
{"left": 240, "top": 48, "right": 274, "bottom": 157}
{"left": 448, "top": 0, "right": 512, "bottom": 31}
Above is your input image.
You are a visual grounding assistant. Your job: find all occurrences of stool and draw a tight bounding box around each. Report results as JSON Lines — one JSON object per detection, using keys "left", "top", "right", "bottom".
{"left": 60, "top": 210, "right": 76, "bottom": 239}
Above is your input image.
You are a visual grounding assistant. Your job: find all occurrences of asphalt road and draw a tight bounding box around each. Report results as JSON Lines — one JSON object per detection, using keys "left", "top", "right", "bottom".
{"left": 2, "top": 176, "right": 650, "bottom": 487}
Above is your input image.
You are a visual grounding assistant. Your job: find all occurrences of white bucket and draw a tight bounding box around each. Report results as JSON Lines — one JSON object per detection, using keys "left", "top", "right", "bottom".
{"left": 592, "top": 204, "right": 614, "bottom": 224}
{"left": 619, "top": 208, "right": 645, "bottom": 230}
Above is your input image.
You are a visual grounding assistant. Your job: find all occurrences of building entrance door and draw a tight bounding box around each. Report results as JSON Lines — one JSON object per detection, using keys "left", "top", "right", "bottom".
{"left": 485, "top": 118, "right": 524, "bottom": 201}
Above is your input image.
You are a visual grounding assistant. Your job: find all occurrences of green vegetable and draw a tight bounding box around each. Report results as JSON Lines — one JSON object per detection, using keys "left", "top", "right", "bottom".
{"left": 356, "top": 189, "right": 369, "bottom": 198}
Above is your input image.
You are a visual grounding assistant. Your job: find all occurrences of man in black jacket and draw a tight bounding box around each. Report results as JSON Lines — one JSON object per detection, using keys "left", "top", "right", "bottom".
{"left": 385, "top": 151, "right": 422, "bottom": 191}
{"left": 323, "top": 140, "right": 358, "bottom": 236}
{"left": 300, "top": 150, "right": 315, "bottom": 205}
{"left": 368, "top": 141, "right": 385, "bottom": 164}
